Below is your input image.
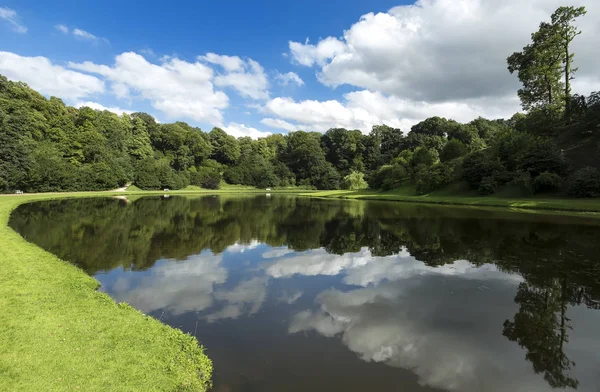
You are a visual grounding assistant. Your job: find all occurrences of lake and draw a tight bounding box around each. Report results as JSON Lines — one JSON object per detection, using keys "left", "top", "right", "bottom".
{"left": 9, "top": 195, "right": 600, "bottom": 392}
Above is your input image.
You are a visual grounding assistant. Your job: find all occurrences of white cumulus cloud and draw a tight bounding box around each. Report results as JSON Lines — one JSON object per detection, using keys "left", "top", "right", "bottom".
{"left": 74, "top": 101, "right": 134, "bottom": 116}
{"left": 0, "top": 51, "right": 105, "bottom": 100}
{"left": 289, "top": 0, "right": 600, "bottom": 102}
{"left": 278, "top": 0, "right": 600, "bottom": 133}
{"left": 263, "top": 90, "right": 520, "bottom": 133}
{"left": 259, "top": 118, "right": 299, "bottom": 132}
{"left": 222, "top": 123, "right": 272, "bottom": 139}
{"left": 199, "top": 54, "right": 269, "bottom": 100}
{"left": 289, "top": 37, "right": 346, "bottom": 67}
{"left": 69, "top": 52, "right": 229, "bottom": 124}
{"left": 275, "top": 71, "right": 304, "bottom": 86}
{"left": 199, "top": 53, "right": 245, "bottom": 72}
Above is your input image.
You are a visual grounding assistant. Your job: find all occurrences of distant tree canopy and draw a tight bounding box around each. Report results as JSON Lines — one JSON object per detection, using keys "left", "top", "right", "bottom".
{"left": 1, "top": 6, "right": 598, "bottom": 197}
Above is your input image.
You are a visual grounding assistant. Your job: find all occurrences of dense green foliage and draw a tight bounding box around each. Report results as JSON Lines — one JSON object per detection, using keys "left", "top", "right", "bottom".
{"left": 1, "top": 6, "right": 598, "bottom": 197}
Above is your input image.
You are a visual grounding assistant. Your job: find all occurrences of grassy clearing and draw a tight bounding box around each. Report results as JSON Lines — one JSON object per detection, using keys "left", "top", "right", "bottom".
{"left": 0, "top": 194, "right": 212, "bottom": 392}
{"left": 124, "top": 184, "right": 143, "bottom": 192}
{"left": 308, "top": 186, "right": 600, "bottom": 214}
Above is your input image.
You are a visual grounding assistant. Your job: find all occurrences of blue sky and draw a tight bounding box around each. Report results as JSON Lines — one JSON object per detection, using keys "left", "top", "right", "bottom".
{"left": 1, "top": 0, "right": 599, "bottom": 138}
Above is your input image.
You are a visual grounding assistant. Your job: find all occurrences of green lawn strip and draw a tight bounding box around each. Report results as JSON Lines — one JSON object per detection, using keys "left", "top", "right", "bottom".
{"left": 0, "top": 194, "right": 212, "bottom": 392}
{"left": 307, "top": 188, "right": 600, "bottom": 214}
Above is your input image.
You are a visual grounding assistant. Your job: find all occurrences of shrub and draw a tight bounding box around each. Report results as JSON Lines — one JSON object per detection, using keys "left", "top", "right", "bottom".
{"left": 411, "top": 146, "right": 438, "bottom": 167}
{"left": 533, "top": 172, "right": 563, "bottom": 194}
{"left": 416, "top": 163, "right": 454, "bottom": 195}
{"left": 369, "top": 164, "right": 407, "bottom": 190}
{"left": 508, "top": 171, "right": 533, "bottom": 196}
{"left": 343, "top": 171, "right": 368, "bottom": 190}
{"left": 302, "top": 161, "right": 340, "bottom": 190}
{"left": 462, "top": 151, "right": 503, "bottom": 190}
{"left": 518, "top": 137, "right": 565, "bottom": 177}
{"left": 566, "top": 167, "right": 600, "bottom": 197}
{"left": 191, "top": 165, "right": 221, "bottom": 189}
{"left": 223, "top": 166, "right": 244, "bottom": 184}
{"left": 134, "top": 159, "right": 161, "bottom": 190}
{"left": 441, "top": 139, "right": 467, "bottom": 162}
{"left": 478, "top": 176, "right": 497, "bottom": 195}
{"left": 162, "top": 170, "right": 189, "bottom": 190}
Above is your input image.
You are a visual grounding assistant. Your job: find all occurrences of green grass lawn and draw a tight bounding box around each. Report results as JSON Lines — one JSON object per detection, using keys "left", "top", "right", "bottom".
{"left": 0, "top": 194, "right": 212, "bottom": 392}
{"left": 309, "top": 185, "right": 600, "bottom": 214}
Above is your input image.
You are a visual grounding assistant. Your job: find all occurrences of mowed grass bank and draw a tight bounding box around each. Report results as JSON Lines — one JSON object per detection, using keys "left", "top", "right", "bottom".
{"left": 309, "top": 186, "right": 600, "bottom": 214}
{"left": 0, "top": 194, "right": 212, "bottom": 392}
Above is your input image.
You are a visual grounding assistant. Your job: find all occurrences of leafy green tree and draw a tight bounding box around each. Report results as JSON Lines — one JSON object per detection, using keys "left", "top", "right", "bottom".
{"left": 416, "top": 162, "right": 454, "bottom": 195}
{"left": 518, "top": 137, "right": 565, "bottom": 177}
{"left": 507, "top": 6, "right": 586, "bottom": 117}
{"left": 282, "top": 131, "right": 341, "bottom": 189}
{"left": 551, "top": 6, "right": 587, "bottom": 118}
{"left": 533, "top": 172, "right": 563, "bottom": 194}
{"left": 126, "top": 117, "right": 153, "bottom": 160}
{"left": 566, "top": 167, "right": 600, "bottom": 197}
{"left": 363, "top": 128, "right": 383, "bottom": 172}
{"left": 0, "top": 106, "right": 33, "bottom": 191}
{"left": 134, "top": 158, "right": 161, "bottom": 190}
{"left": 321, "top": 128, "right": 365, "bottom": 175}
{"left": 369, "top": 164, "right": 407, "bottom": 190}
{"left": 469, "top": 117, "right": 511, "bottom": 143}
{"left": 310, "top": 160, "right": 341, "bottom": 190}
{"left": 372, "top": 125, "right": 404, "bottom": 163}
{"left": 209, "top": 127, "right": 240, "bottom": 164}
{"left": 440, "top": 139, "right": 467, "bottom": 162}
{"left": 447, "top": 124, "right": 485, "bottom": 151}
{"left": 411, "top": 146, "right": 438, "bottom": 168}
{"left": 272, "top": 161, "right": 295, "bottom": 187}
{"left": 27, "top": 142, "right": 74, "bottom": 192}
{"left": 190, "top": 160, "right": 222, "bottom": 189}
{"left": 411, "top": 116, "right": 455, "bottom": 137}
{"left": 343, "top": 171, "right": 368, "bottom": 190}
{"left": 508, "top": 22, "right": 564, "bottom": 110}
{"left": 264, "top": 133, "right": 287, "bottom": 158}
{"left": 462, "top": 151, "right": 503, "bottom": 191}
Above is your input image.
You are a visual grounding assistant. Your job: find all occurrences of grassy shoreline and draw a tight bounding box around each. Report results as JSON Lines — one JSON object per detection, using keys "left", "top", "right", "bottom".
{"left": 5, "top": 185, "right": 600, "bottom": 214}
{"left": 308, "top": 188, "right": 600, "bottom": 214}
{"left": 0, "top": 193, "right": 212, "bottom": 392}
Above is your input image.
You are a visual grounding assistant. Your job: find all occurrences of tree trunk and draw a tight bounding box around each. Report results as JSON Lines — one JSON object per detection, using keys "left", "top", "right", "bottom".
{"left": 564, "top": 42, "right": 571, "bottom": 119}
{"left": 559, "top": 277, "right": 568, "bottom": 353}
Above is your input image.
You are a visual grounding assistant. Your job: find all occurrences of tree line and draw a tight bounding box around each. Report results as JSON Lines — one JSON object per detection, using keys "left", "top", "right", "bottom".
{"left": 1, "top": 5, "right": 599, "bottom": 196}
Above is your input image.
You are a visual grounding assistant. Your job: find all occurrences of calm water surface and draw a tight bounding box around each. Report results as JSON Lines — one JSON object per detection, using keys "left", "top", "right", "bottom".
{"left": 10, "top": 195, "right": 600, "bottom": 392}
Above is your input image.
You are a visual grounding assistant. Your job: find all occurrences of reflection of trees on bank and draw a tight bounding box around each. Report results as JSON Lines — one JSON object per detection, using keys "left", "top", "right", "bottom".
{"left": 10, "top": 196, "right": 354, "bottom": 273}
{"left": 494, "top": 215, "right": 600, "bottom": 389}
{"left": 501, "top": 257, "right": 600, "bottom": 390}
{"left": 503, "top": 280, "right": 578, "bottom": 389}
{"left": 11, "top": 196, "right": 600, "bottom": 278}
